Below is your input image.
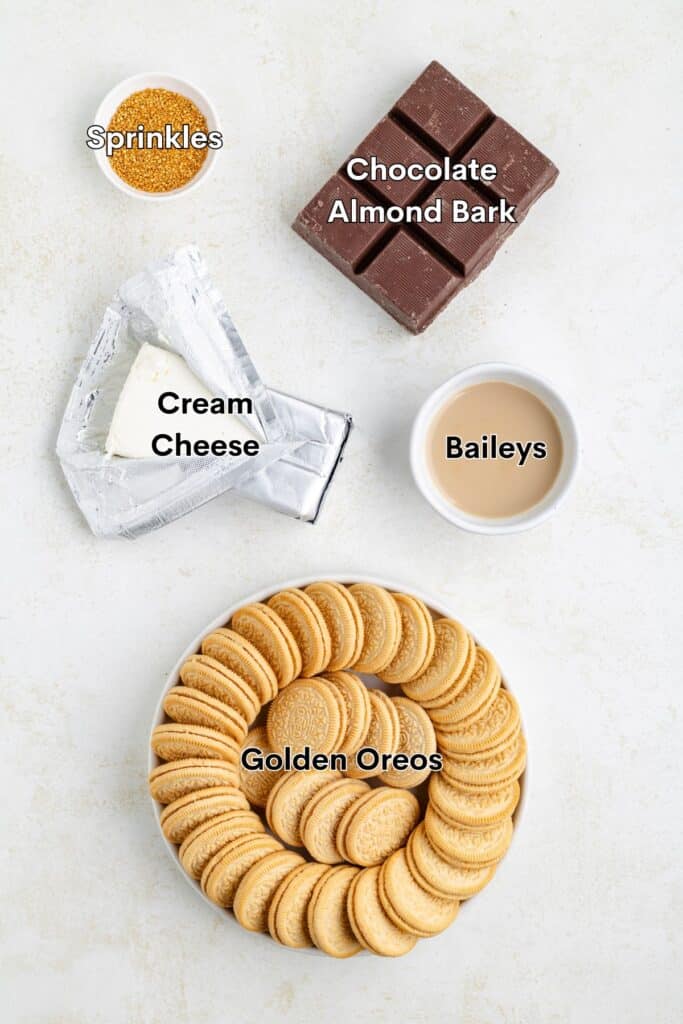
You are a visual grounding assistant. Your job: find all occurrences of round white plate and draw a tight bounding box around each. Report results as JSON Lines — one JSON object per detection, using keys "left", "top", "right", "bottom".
{"left": 148, "top": 574, "right": 528, "bottom": 950}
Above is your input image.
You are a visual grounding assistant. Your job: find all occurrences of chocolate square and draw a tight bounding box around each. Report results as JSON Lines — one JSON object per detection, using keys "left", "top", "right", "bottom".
{"left": 296, "top": 173, "right": 391, "bottom": 273}
{"left": 350, "top": 117, "right": 436, "bottom": 206}
{"left": 465, "top": 118, "right": 558, "bottom": 214}
{"left": 416, "top": 180, "right": 514, "bottom": 275}
{"left": 360, "top": 231, "right": 461, "bottom": 333}
{"left": 393, "top": 60, "right": 491, "bottom": 155}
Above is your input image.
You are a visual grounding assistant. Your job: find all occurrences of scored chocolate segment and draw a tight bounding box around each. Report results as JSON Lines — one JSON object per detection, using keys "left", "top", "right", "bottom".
{"left": 294, "top": 173, "right": 391, "bottom": 273}
{"left": 465, "top": 118, "right": 559, "bottom": 214}
{"left": 350, "top": 117, "right": 435, "bottom": 206}
{"left": 393, "top": 60, "right": 491, "bottom": 155}
{"left": 416, "top": 180, "right": 515, "bottom": 275}
{"left": 359, "top": 231, "right": 462, "bottom": 334}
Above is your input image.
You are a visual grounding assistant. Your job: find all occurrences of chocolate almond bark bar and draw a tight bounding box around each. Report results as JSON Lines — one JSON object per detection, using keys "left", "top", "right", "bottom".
{"left": 293, "top": 61, "right": 558, "bottom": 333}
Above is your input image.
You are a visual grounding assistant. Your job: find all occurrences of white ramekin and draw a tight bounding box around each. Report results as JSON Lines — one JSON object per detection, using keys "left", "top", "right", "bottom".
{"left": 91, "top": 72, "right": 220, "bottom": 201}
{"left": 410, "top": 363, "right": 579, "bottom": 535}
{"left": 147, "top": 574, "right": 528, "bottom": 951}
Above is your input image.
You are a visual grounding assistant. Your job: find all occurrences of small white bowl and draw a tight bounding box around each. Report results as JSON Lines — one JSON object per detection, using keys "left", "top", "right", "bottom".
{"left": 91, "top": 72, "right": 220, "bottom": 201}
{"left": 410, "top": 363, "right": 579, "bottom": 535}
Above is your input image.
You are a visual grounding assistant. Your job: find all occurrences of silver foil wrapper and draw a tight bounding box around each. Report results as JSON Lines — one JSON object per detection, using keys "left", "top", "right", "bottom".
{"left": 57, "top": 246, "right": 352, "bottom": 537}
{"left": 237, "top": 390, "right": 351, "bottom": 523}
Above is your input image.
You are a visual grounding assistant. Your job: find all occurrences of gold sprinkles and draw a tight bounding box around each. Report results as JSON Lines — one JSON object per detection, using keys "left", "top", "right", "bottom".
{"left": 108, "top": 88, "right": 208, "bottom": 193}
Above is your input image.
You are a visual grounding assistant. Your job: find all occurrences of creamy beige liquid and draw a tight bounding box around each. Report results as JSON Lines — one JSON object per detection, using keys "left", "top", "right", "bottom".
{"left": 426, "top": 381, "right": 563, "bottom": 518}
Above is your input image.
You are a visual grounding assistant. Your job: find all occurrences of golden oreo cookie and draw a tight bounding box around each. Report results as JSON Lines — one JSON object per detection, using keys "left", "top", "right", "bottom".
{"left": 318, "top": 676, "right": 349, "bottom": 751}
{"left": 379, "top": 848, "right": 459, "bottom": 937}
{"left": 266, "top": 769, "right": 341, "bottom": 846}
{"left": 436, "top": 688, "right": 520, "bottom": 753}
{"left": 379, "top": 594, "right": 435, "bottom": 684}
{"left": 179, "top": 654, "right": 260, "bottom": 725}
{"left": 347, "top": 866, "right": 417, "bottom": 957}
{"left": 201, "top": 833, "right": 283, "bottom": 908}
{"left": 148, "top": 759, "right": 239, "bottom": 803}
{"left": 429, "top": 667, "right": 497, "bottom": 726}
{"left": 348, "top": 584, "right": 402, "bottom": 674}
{"left": 179, "top": 809, "right": 265, "bottom": 879}
{"left": 300, "top": 779, "right": 370, "bottom": 864}
{"left": 401, "top": 619, "right": 472, "bottom": 703}
{"left": 321, "top": 671, "right": 371, "bottom": 755}
{"left": 334, "top": 796, "right": 356, "bottom": 863}
{"left": 239, "top": 725, "right": 284, "bottom": 808}
{"left": 378, "top": 696, "right": 436, "bottom": 788}
{"left": 267, "top": 589, "right": 331, "bottom": 676}
{"left": 429, "top": 772, "right": 520, "bottom": 827}
{"left": 307, "top": 865, "right": 361, "bottom": 958}
{"left": 341, "top": 788, "right": 420, "bottom": 867}
{"left": 446, "top": 728, "right": 519, "bottom": 764}
{"left": 163, "top": 686, "right": 248, "bottom": 745}
{"left": 151, "top": 724, "right": 240, "bottom": 764}
{"left": 428, "top": 647, "right": 500, "bottom": 726}
{"left": 230, "top": 602, "right": 302, "bottom": 688}
{"left": 407, "top": 822, "right": 496, "bottom": 900}
{"left": 424, "top": 805, "right": 513, "bottom": 867}
{"left": 305, "top": 581, "right": 365, "bottom": 671}
{"left": 442, "top": 732, "right": 527, "bottom": 787}
{"left": 417, "top": 634, "right": 477, "bottom": 711}
{"left": 268, "top": 861, "right": 329, "bottom": 948}
{"left": 267, "top": 677, "right": 341, "bottom": 756}
{"left": 233, "top": 850, "right": 305, "bottom": 933}
{"left": 347, "top": 690, "right": 400, "bottom": 779}
{"left": 159, "top": 785, "right": 250, "bottom": 844}
{"left": 201, "top": 627, "right": 278, "bottom": 704}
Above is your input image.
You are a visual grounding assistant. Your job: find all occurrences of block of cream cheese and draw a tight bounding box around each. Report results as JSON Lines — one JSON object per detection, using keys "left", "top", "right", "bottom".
{"left": 105, "top": 342, "right": 257, "bottom": 458}
{"left": 57, "top": 245, "right": 353, "bottom": 537}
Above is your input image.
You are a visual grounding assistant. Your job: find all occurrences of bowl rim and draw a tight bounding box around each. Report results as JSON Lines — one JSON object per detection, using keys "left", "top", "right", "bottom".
{"left": 91, "top": 71, "right": 220, "bottom": 201}
{"left": 410, "top": 361, "right": 580, "bottom": 535}
{"left": 148, "top": 573, "right": 529, "bottom": 951}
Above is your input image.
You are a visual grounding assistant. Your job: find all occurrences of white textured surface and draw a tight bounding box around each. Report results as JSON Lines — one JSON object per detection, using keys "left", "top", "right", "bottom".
{"left": 2, "top": 1, "right": 681, "bottom": 1022}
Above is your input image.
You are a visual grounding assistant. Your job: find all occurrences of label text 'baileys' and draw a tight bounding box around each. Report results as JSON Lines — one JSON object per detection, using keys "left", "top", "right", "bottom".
{"left": 445, "top": 434, "right": 548, "bottom": 467}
